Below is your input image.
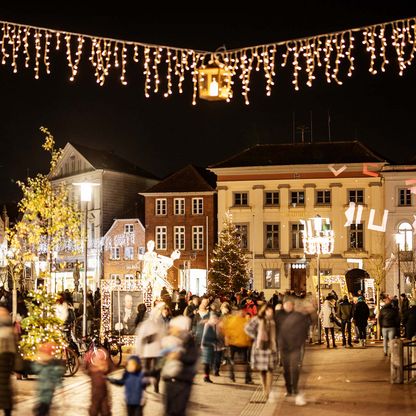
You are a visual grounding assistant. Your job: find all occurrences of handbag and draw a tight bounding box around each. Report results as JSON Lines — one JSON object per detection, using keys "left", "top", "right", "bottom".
{"left": 330, "top": 313, "right": 341, "bottom": 327}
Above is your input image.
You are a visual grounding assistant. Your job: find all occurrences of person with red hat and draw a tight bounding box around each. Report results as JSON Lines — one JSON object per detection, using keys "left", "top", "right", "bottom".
{"left": 32, "top": 342, "right": 65, "bottom": 416}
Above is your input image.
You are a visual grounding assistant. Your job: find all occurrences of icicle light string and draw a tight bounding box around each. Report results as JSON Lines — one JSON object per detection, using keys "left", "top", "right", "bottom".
{"left": 0, "top": 17, "right": 415, "bottom": 104}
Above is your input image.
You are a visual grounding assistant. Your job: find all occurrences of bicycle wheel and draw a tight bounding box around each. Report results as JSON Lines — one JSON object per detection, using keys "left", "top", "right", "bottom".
{"left": 64, "top": 347, "right": 80, "bottom": 377}
{"left": 108, "top": 341, "right": 122, "bottom": 367}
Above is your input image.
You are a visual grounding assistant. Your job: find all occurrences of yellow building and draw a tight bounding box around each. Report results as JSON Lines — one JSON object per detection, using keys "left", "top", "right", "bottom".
{"left": 210, "top": 141, "right": 388, "bottom": 298}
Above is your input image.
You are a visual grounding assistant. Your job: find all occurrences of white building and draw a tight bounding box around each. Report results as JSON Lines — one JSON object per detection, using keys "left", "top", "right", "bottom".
{"left": 382, "top": 164, "right": 416, "bottom": 296}
{"left": 48, "top": 142, "right": 158, "bottom": 291}
{"left": 210, "top": 141, "right": 388, "bottom": 298}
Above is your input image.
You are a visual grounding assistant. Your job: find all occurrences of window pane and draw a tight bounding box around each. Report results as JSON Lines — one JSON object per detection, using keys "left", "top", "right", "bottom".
{"left": 265, "top": 192, "right": 279, "bottom": 205}
{"left": 264, "top": 269, "right": 280, "bottom": 289}
{"left": 265, "top": 224, "right": 279, "bottom": 250}
{"left": 236, "top": 224, "right": 248, "bottom": 249}
{"left": 235, "top": 193, "right": 248, "bottom": 206}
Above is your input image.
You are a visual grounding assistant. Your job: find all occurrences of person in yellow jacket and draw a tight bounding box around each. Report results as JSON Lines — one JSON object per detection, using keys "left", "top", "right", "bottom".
{"left": 222, "top": 308, "right": 253, "bottom": 383}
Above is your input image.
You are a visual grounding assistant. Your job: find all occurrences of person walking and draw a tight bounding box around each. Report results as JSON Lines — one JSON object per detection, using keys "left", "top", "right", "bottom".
{"left": 161, "top": 316, "right": 198, "bottom": 416}
{"left": 176, "top": 291, "right": 188, "bottom": 316}
{"left": 135, "top": 302, "right": 167, "bottom": 393}
{"left": 320, "top": 297, "right": 337, "bottom": 349}
{"left": 379, "top": 297, "right": 400, "bottom": 356}
{"left": 405, "top": 299, "right": 416, "bottom": 339}
{"left": 222, "top": 308, "right": 253, "bottom": 384}
{"left": 337, "top": 295, "right": 353, "bottom": 348}
{"left": 108, "top": 356, "right": 149, "bottom": 416}
{"left": 193, "top": 298, "right": 210, "bottom": 347}
{"left": 84, "top": 347, "right": 113, "bottom": 416}
{"left": 245, "top": 304, "right": 277, "bottom": 400}
{"left": 276, "top": 298, "right": 310, "bottom": 406}
{"left": 200, "top": 312, "right": 219, "bottom": 383}
{"left": 353, "top": 296, "right": 370, "bottom": 348}
{"left": 32, "top": 342, "right": 65, "bottom": 416}
{"left": 134, "top": 304, "right": 147, "bottom": 328}
{"left": 0, "top": 307, "right": 16, "bottom": 416}
{"left": 400, "top": 293, "right": 410, "bottom": 331}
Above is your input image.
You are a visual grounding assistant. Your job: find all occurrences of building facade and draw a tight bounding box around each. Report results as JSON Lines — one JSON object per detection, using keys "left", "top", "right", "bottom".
{"left": 102, "top": 218, "right": 146, "bottom": 286}
{"left": 49, "top": 142, "right": 158, "bottom": 291}
{"left": 141, "top": 165, "right": 217, "bottom": 295}
{"left": 382, "top": 164, "right": 416, "bottom": 296}
{"left": 210, "top": 141, "right": 388, "bottom": 298}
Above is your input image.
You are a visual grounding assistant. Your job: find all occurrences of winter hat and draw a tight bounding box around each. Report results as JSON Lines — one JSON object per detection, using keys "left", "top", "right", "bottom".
{"left": 169, "top": 315, "right": 191, "bottom": 332}
{"left": 127, "top": 355, "right": 141, "bottom": 366}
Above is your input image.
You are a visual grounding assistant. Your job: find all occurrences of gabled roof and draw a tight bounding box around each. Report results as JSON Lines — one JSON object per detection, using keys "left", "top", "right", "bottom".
{"left": 210, "top": 141, "right": 388, "bottom": 169}
{"left": 103, "top": 218, "right": 145, "bottom": 239}
{"left": 142, "top": 164, "right": 216, "bottom": 193}
{"left": 70, "top": 142, "right": 158, "bottom": 179}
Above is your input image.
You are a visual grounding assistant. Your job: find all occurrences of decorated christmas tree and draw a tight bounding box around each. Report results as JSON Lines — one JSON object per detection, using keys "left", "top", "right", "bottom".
{"left": 209, "top": 212, "right": 249, "bottom": 295}
{"left": 19, "top": 289, "right": 67, "bottom": 360}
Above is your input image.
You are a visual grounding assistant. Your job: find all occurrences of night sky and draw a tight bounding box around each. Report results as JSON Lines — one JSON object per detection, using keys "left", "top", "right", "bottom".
{"left": 1, "top": 3, "right": 416, "bottom": 206}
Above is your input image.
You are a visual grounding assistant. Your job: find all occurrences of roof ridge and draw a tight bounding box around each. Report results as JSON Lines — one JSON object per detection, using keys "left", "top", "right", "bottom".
{"left": 210, "top": 140, "right": 389, "bottom": 169}
{"left": 144, "top": 164, "right": 216, "bottom": 193}
{"left": 69, "top": 141, "right": 159, "bottom": 179}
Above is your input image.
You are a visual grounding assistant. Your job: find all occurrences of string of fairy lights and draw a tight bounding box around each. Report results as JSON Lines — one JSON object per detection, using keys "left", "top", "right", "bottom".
{"left": 1, "top": 16, "right": 415, "bottom": 104}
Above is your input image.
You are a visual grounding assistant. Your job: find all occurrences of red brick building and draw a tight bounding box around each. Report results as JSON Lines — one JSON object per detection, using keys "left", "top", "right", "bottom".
{"left": 102, "top": 218, "right": 146, "bottom": 284}
{"left": 141, "top": 165, "right": 217, "bottom": 294}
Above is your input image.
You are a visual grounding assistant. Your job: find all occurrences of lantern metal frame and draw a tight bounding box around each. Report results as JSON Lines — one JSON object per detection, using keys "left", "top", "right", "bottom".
{"left": 301, "top": 215, "right": 335, "bottom": 344}
{"left": 197, "top": 56, "right": 232, "bottom": 101}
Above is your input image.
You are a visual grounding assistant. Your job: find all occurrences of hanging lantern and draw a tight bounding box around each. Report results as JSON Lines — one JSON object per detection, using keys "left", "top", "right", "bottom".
{"left": 198, "top": 60, "right": 232, "bottom": 101}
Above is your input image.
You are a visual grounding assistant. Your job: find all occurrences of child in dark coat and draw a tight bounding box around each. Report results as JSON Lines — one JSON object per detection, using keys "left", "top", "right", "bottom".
{"left": 108, "top": 355, "right": 149, "bottom": 416}
{"left": 84, "top": 347, "right": 114, "bottom": 416}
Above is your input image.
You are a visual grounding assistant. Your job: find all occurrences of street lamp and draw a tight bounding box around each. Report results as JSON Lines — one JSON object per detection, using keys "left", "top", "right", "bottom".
{"left": 394, "top": 233, "right": 402, "bottom": 296}
{"left": 301, "top": 215, "right": 335, "bottom": 344}
{"left": 73, "top": 182, "right": 98, "bottom": 338}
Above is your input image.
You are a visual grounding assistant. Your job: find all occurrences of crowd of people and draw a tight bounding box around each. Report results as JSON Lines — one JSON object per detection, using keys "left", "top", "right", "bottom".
{"left": 0, "top": 285, "right": 416, "bottom": 415}
{"left": 0, "top": 287, "right": 102, "bottom": 338}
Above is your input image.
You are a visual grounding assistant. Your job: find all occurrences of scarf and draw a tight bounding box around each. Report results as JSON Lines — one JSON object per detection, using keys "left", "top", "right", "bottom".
{"left": 256, "top": 317, "right": 276, "bottom": 352}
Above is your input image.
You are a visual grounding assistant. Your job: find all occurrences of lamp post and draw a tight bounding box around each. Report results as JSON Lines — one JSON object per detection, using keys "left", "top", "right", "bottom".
{"left": 301, "top": 215, "right": 335, "bottom": 344}
{"left": 394, "top": 233, "right": 402, "bottom": 297}
{"left": 73, "top": 182, "right": 97, "bottom": 338}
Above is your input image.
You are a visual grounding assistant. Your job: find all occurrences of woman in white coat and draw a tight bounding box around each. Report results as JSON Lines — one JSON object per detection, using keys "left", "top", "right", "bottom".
{"left": 319, "top": 297, "right": 337, "bottom": 348}
{"left": 135, "top": 302, "right": 167, "bottom": 392}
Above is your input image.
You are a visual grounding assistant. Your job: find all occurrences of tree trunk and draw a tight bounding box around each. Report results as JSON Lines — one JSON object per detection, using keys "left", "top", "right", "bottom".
{"left": 376, "top": 284, "right": 381, "bottom": 340}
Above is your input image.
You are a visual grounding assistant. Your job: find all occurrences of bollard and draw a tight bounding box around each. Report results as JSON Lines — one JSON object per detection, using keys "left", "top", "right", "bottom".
{"left": 390, "top": 338, "right": 403, "bottom": 384}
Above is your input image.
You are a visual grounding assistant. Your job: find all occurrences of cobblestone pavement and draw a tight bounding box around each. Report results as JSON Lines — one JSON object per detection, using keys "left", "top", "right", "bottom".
{"left": 14, "top": 342, "right": 413, "bottom": 416}
{"left": 270, "top": 342, "right": 416, "bottom": 416}
{"left": 13, "top": 368, "right": 270, "bottom": 416}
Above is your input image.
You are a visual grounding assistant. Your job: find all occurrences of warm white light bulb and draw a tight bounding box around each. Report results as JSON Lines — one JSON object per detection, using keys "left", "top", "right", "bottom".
{"left": 209, "top": 77, "right": 219, "bottom": 96}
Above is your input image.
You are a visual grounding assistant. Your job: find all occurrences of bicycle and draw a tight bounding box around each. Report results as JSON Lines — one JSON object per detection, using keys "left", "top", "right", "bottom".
{"left": 60, "top": 345, "right": 80, "bottom": 377}
{"left": 73, "top": 328, "right": 123, "bottom": 368}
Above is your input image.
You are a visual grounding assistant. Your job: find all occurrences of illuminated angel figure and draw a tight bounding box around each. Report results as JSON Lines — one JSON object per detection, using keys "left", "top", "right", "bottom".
{"left": 140, "top": 240, "right": 180, "bottom": 296}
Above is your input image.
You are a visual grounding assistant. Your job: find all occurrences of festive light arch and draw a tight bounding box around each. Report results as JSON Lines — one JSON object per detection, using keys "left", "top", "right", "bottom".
{"left": 1, "top": 16, "right": 415, "bottom": 104}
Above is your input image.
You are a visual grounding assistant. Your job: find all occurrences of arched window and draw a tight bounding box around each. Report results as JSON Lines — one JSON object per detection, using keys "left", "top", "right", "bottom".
{"left": 398, "top": 222, "right": 413, "bottom": 251}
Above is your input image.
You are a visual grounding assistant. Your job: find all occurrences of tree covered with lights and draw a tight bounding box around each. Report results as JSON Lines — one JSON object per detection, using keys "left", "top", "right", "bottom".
{"left": 8, "top": 127, "right": 81, "bottom": 283}
{"left": 209, "top": 212, "right": 249, "bottom": 295}
{"left": 19, "top": 289, "right": 66, "bottom": 360}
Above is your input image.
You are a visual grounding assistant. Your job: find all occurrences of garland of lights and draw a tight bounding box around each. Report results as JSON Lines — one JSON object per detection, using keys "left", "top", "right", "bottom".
{"left": 1, "top": 17, "right": 416, "bottom": 104}
{"left": 100, "top": 279, "right": 152, "bottom": 345}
